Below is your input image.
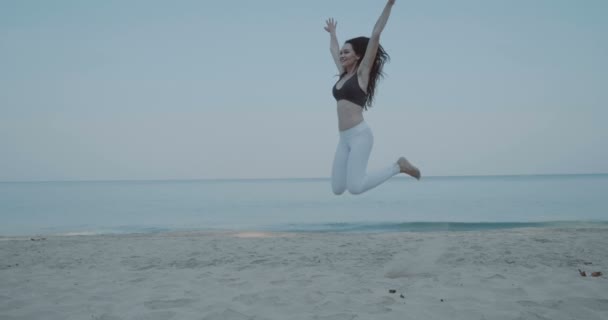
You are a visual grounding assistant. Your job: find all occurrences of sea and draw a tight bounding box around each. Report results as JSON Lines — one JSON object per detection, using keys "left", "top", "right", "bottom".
{"left": 1, "top": 174, "right": 607, "bottom": 237}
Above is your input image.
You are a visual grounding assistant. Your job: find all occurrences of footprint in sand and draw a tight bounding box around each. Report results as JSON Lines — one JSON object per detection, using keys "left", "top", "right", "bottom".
{"left": 202, "top": 308, "right": 251, "bottom": 320}
{"left": 519, "top": 298, "right": 608, "bottom": 313}
{"left": 482, "top": 274, "right": 507, "bottom": 281}
{"left": 143, "top": 298, "right": 196, "bottom": 310}
{"left": 92, "top": 314, "right": 122, "bottom": 320}
{"left": 313, "top": 314, "right": 357, "bottom": 320}
{"left": 517, "top": 299, "right": 563, "bottom": 309}
{"left": 568, "top": 298, "right": 608, "bottom": 312}
{"left": 233, "top": 293, "right": 287, "bottom": 307}
{"left": 133, "top": 311, "right": 176, "bottom": 320}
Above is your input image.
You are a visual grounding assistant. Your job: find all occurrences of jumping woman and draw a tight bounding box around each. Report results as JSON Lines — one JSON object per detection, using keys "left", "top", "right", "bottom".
{"left": 325, "top": 0, "right": 421, "bottom": 195}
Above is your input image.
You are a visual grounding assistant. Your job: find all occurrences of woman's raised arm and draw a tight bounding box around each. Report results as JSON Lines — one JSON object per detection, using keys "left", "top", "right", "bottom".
{"left": 324, "top": 18, "right": 344, "bottom": 74}
{"left": 358, "top": 0, "right": 395, "bottom": 85}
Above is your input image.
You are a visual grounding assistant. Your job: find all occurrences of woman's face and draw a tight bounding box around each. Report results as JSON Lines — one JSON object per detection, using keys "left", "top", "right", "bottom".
{"left": 339, "top": 43, "right": 359, "bottom": 69}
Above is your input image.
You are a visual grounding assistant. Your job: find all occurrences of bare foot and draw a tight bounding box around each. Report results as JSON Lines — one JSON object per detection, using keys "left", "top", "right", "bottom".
{"left": 397, "top": 157, "right": 421, "bottom": 180}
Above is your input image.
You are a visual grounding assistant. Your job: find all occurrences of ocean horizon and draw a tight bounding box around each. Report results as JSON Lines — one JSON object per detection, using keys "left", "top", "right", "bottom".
{"left": 2, "top": 172, "right": 606, "bottom": 184}
{"left": 1, "top": 173, "right": 607, "bottom": 237}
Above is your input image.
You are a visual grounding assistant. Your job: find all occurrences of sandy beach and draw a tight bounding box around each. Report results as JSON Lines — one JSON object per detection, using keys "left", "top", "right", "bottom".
{"left": 1, "top": 227, "right": 607, "bottom": 320}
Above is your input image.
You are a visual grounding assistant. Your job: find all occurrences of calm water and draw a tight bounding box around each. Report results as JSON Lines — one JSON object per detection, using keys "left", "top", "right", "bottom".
{"left": 1, "top": 174, "right": 607, "bottom": 236}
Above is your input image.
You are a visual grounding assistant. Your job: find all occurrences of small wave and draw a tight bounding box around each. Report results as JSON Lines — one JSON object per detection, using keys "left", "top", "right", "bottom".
{"left": 49, "top": 226, "right": 174, "bottom": 237}
{"left": 56, "top": 231, "right": 101, "bottom": 236}
{"left": 272, "top": 221, "right": 608, "bottom": 233}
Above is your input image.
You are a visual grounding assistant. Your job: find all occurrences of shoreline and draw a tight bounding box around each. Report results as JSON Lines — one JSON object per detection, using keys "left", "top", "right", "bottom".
{"left": 2, "top": 220, "right": 608, "bottom": 239}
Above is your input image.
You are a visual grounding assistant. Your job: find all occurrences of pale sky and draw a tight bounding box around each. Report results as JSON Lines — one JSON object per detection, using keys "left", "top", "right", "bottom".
{"left": 1, "top": 0, "right": 607, "bottom": 181}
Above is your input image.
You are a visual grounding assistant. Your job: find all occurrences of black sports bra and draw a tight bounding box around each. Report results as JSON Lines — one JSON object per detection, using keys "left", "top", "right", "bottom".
{"left": 332, "top": 74, "right": 367, "bottom": 107}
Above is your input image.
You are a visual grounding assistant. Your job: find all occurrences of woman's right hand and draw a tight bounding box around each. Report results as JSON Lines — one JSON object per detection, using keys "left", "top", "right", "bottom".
{"left": 324, "top": 18, "right": 337, "bottom": 34}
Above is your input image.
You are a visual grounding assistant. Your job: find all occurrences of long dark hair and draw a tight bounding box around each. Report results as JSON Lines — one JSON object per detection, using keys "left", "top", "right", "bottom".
{"left": 342, "top": 36, "right": 390, "bottom": 110}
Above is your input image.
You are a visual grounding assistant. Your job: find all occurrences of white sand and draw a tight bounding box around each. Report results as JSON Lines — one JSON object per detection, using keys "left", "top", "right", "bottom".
{"left": 1, "top": 227, "right": 607, "bottom": 320}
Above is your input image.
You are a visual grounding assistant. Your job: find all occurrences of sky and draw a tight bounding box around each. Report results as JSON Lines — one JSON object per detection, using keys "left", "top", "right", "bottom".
{"left": 1, "top": 0, "right": 607, "bottom": 181}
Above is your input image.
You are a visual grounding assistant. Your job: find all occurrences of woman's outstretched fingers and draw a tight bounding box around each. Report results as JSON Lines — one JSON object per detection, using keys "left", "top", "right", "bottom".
{"left": 324, "top": 18, "right": 337, "bottom": 33}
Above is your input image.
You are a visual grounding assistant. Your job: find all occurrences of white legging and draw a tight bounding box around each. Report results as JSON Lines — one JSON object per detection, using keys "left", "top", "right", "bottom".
{"left": 331, "top": 121, "right": 400, "bottom": 195}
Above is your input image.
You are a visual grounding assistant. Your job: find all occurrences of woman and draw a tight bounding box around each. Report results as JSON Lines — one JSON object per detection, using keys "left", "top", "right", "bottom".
{"left": 325, "top": 0, "right": 420, "bottom": 195}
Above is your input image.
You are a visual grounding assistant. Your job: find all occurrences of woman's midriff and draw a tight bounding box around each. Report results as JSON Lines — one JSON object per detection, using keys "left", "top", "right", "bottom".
{"left": 337, "top": 100, "right": 365, "bottom": 131}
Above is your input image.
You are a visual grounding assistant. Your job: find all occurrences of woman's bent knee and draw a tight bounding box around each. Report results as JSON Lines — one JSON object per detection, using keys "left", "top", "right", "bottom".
{"left": 332, "top": 185, "right": 346, "bottom": 195}
{"left": 347, "top": 185, "right": 365, "bottom": 195}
